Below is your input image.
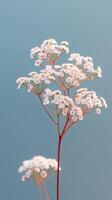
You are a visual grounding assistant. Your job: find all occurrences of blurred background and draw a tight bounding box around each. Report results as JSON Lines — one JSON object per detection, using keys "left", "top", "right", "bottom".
{"left": 0, "top": 0, "right": 112, "bottom": 199}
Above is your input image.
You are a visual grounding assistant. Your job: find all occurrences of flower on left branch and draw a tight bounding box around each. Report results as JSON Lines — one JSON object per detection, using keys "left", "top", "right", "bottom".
{"left": 16, "top": 65, "right": 56, "bottom": 95}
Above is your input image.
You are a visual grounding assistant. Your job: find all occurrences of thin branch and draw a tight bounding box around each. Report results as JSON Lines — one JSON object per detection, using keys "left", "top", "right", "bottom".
{"left": 54, "top": 79, "right": 67, "bottom": 96}
{"left": 64, "top": 110, "right": 94, "bottom": 133}
{"left": 43, "top": 181, "right": 50, "bottom": 200}
{"left": 57, "top": 134, "right": 62, "bottom": 200}
{"left": 38, "top": 185, "right": 43, "bottom": 200}
{"left": 61, "top": 115, "right": 70, "bottom": 139}
{"left": 56, "top": 115, "right": 70, "bottom": 200}
{"left": 38, "top": 95, "right": 58, "bottom": 125}
{"left": 64, "top": 120, "right": 77, "bottom": 133}
{"left": 57, "top": 114, "right": 60, "bottom": 136}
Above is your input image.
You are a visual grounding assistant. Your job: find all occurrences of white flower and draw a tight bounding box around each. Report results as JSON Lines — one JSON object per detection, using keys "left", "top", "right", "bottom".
{"left": 18, "top": 156, "right": 61, "bottom": 184}
{"left": 95, "top": 66, "right": 102, "bottom": 78}
{"left": 40, "top": 170, "right": 47, "bottom": 178}
{"left": 100, "top": 97, "right": 107, "bottom": 108}
{"left": 96, "top": 108, "right": 101, "bottom": 115}
{"left": 43, "top": 99, "right": 49, "bottom": 105}
{"left": 55, "top": 65, "right": 61, "bottom": 69}
{"left": 60, "top": 41, "right": 69, "bottom": 46}
{"left": 77, "top": 88, "right": 88, "bottom": 93}
{"left": 17, "top": 39, "right": 107, "bottom": 131}
{"left": 35, "top": 60, "right": 42, "bottom": 66}
{"left": 30, "top": 47, "right": 41, "bottom": 58}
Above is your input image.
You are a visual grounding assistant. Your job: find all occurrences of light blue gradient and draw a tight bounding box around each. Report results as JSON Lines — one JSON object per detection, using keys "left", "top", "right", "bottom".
{"left": 0, "top": 0, "right": 112, "bottom": 199}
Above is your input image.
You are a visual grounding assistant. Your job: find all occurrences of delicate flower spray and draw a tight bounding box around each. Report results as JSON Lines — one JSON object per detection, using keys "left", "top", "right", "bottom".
{"left": 17, "top": 39, "right": 107, "bottom": 200}
{"left": 18, "top": 156, "right": 61, "bottom": 200}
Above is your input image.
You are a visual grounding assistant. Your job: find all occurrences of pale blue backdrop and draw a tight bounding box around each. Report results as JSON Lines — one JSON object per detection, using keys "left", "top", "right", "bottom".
{"left": 0, "top": 0, "right": 112, "bottom": 199}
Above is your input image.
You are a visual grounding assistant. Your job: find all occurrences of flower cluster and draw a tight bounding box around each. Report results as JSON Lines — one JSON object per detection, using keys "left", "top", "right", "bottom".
{"left": 18, "top": 156, "right": 61, "bottom": 184}
{"left": 54, "top": 54, "right": 102, "bottom": 89}
{"left": 74, "top": 88, "right": 107, "bottom": 115}
{"left": 16, "top": 65, "right": 56, "bottom": 94}
{"left": 30, "top": 39, "right": 69, "bottom": 66}
{"left": 17, "top": 39, "right": 107, "bottom": 200}
{"left": 69, "top": 53, "right": 102, "bottom": 77}
{"left": 16, "top": 38, "right": 107, "bottom": 122}
{"left": 43, "top": 89, "right": 83, "bottom": 122}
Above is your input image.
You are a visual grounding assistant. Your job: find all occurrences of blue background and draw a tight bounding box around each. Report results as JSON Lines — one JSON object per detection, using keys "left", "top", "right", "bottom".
{"left": 0, "top": 0, "right": 112, "bottom": 199}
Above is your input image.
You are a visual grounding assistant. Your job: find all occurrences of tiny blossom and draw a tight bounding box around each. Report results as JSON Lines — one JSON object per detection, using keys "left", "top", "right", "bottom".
{"left": 55, "top": 65, "right": 62, "bottom": 69}
{"left": 34, "top": 59, "right": 42, "bottom": 66}
{"left": 60, "top": 41, "right": 69, "bottom": 46}
{"left": 43, "top": 89, "right": 83, "bottom": 122}
{"left": 74, "top": 88, "right": 107, "bottom": 115}
{"left": 30, "top": 47, "right": 41, "bottom": 58}
{"left": 96, "top": 108, "right": 101, "bottom": 115}
{"left": 18, "top": 156, "right": 61, "bottom": 185}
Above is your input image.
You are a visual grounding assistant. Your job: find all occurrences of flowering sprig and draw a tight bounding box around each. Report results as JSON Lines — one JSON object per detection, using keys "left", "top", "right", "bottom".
{"left": 19, "top": 156, "right": 61, "bottom": 200}
{"left": 74, "top": 88, "right": 107, "bottom": 115}
{"left": 17, "top": 39, "right": 107, "bottom": 200}
{"left": 19, "top": 156, "right": 61, "bottom": 184}
{"left": 43, "top": 88, "right": 83, "bottom": 122}
{"left": 30, "top": 39, "right": 69, "bottom": 66}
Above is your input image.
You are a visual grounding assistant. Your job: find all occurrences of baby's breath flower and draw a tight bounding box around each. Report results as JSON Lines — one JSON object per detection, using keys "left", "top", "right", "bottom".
{"left": 30, "top": 39, "right": 69, "bottom": 66}
{"left": 66, "top": 53, "right": 102, "bottom": 87}
{"left": 18, "top": 156, "right": 61, "bottom": 185}
{"left": 17, "top": 39, "right": 107, "bottom": 127}
{"left": 16, "top": 66, "right": 56, "bottom": 95}
{"left": 17, "top": 39, "right": 107, "bottom": 200}
{"left": 43, "top": 89, "right": 83, "bottom": 121}
{"left": 57, "top": 58, "right": 102, "bottom": 89}
{"left": 74, "top": 88, "right": 107, "bottom": 115}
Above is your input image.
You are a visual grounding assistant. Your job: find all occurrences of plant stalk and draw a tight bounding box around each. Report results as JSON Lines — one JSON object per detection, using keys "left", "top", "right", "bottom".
{"left": 57, "top": 135, "right": 62, "bottom": 200}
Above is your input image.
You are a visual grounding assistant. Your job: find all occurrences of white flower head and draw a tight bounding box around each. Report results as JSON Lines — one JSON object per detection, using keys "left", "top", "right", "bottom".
{"left": 74, "top": 89, "right": 107, "bottom": 115}
{"left": 30, "top": 39, "right": 69, "bottom": 66}
{"left": 17, "top": 39, "right": 107, "bottom": 136}
{"left": 18, "top": 156, "right": 61, "bottom": 185}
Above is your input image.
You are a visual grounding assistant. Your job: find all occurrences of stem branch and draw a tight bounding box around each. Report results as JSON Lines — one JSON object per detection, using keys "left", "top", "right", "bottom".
{"left": 43, "top": 182, "right": 50, "bottom": 200}
{"left": 56, "top": 116, "right": 70, "bottom": 200}
{"left": 38, "top": 95, "right": 57, "bottom": 125}
{"left": 57, "top": 135, "right": 62, "bottom": 200}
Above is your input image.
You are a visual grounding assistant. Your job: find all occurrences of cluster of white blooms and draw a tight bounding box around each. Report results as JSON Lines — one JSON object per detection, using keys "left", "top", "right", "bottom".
{"left": 17, "top": 39, "right": 107, "bottom": 122}
{"left": 59, "top": 62, "right": 102, "bottom": 88}
{"left": 59, "top": 63, "right": 86, "bottom": 88}
{"left": 30, "top": 39, "right": 69, "bottom": 66}
{"left": 74, "top": 88, "right": 107, "bottom": 115}
{"left": 68, "top": 53, "right": 102, "bottom": 82}
{"left": 43, "top": 89, "right": 83, "bottom": 122}
{"left": 16, "top": 66, "right": 56, "bottom": 94}
{"left": 18, "top": 156, "right": 61, "bottom": 184}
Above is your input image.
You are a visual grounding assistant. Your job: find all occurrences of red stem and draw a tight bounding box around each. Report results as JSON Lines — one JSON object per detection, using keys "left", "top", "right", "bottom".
{"left": 57, "top": 116, "right": 70, "bottom": 200}
{"left": 57, "top": 135, "right": 62, "bottom": 200}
